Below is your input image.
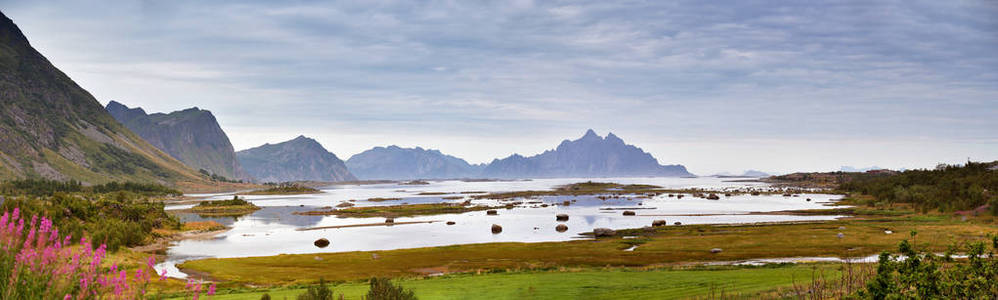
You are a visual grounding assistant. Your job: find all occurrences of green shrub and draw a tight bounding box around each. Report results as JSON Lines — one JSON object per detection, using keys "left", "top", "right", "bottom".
{"left": 860, "top": 233, "right": 998, "bottom": 298}
{"left": 297, "top": 279, "right": 335, "bottom": 300}
{"left": 364, "top": 278, "right": 416, "bottom": 300}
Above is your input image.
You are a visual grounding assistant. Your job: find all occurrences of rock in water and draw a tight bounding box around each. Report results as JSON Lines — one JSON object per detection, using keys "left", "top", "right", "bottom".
{"left": 652, "top": 220, "right": 667, "bottom": 227}
{"left": 385, "top": 218, "right": 395, "bottom": 224}
{"left": 706, "top": 193, "right": 720, "bottom": 200}
{"left": 556, "top": 214, "right": 569, "bottom": 221}
{"left": 314, "top": 238, "right": 330, "bottom": 248}
{"left": 710, "top": 248, "right": 723, "bottom": 253}
{"left": 486, "top": 210, "right": 498, "bottom": 215}
{"left": 674, "top": 222, "right": 682, "bottom": 225}
{"left": 491, "top": 224, "right": 503, "bottom": 234}
{"left": 446, "top": 221, "right": 456, "bottom": 225}
{"left": 593, "top": 228, "right": 616, "bottom": 237}
{"left": 622, "top": 211, "right": 636, "bottom": 216}
{"left": 556, "top": 224, "right": 568, "bottom": 232}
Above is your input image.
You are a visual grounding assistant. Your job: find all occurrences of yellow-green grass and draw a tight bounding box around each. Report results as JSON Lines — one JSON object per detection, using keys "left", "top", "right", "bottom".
{"left": 187, "top": 204, "right": 260, "bottom": 217}
{"left": 179, "top": 215, "right": 995, "bottom": 285}
{"left": 173, "top": 264, "right": 841, "bottom": 300}
{"left": 296, "top": 202, "right": 495, "bottom": 218}
{"left": 240, "top": 185, "right": 321, "bottom": 195}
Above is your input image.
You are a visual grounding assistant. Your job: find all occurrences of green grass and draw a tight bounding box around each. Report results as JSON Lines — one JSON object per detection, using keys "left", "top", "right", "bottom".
{"left": 175, "top": 264, "right": 838, "bottom": 300}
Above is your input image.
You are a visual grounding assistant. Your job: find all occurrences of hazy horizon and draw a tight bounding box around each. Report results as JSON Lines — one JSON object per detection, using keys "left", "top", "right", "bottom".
{"left": 2, "top": 1, "right": 995, "bottom": 175}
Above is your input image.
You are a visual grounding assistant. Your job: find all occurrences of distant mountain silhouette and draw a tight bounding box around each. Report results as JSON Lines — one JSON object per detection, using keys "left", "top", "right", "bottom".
{"left": 481, "top": 129, "right": 692, "bottom": 178}
{"left": 236, "top": 136, "right": 355, "bottom": 182}
{"left": 106, "top": 101, "right": 250, "bottom": 180}
{"left": 0, "top": 11, "right": 203, "bottom": 184}
{"left": 346, "top": 146, "right": 484, "bottom": 180}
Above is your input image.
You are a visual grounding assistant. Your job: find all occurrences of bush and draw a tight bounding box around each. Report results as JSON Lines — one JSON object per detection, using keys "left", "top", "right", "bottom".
{"left": 860, "top": 233, "right": 998, "bottom": 298}
{"left": 840, "top": 161, "right": 998, "bottom": 212}
{"left": 364, "top": 277, "right": 416, "bottom": 300}
{"left": 298, "top": 278, "right": 336, "bottom": 300}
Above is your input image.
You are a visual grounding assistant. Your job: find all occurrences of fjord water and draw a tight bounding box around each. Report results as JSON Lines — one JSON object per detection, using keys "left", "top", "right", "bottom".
{"left": 157, "top": 177, "right": 845, "bottom": 277}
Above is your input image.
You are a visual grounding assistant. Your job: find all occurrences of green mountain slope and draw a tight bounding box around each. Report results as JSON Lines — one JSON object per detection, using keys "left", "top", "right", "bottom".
{"left": 0, "top": 11, "right": 204, "bottom": 185}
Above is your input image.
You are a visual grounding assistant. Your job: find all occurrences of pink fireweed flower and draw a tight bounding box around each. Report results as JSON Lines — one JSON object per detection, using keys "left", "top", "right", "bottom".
{"left": 208, "top": 283, "right": 216, "bottom": 295}
{"left": 159, "top": 268, "right": 168, "bottom": 280}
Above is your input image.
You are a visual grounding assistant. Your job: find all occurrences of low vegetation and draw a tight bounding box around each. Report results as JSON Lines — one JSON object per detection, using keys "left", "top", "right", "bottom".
{"left": 179, "top": 213, "right": 992, "bottom": 285}
{"left": 0, "top": 178, "right": 181, "bottom": 197}
{"left": 860, "top": 233, "right": 998, "bottom": 298}
{"left": 840, "top": 161, "right": 998, "bottom": 213}
{"left": 296, "top": 202, "right": 494, "bottom": 218}
{"left": 189, "top": 196, "right": 261, "bottom": 216}
{"left": 243, "top": 183, "right": 320, "bottom": 195}
{"left": 0, "top": 191, "right": 179, "bottom": 251}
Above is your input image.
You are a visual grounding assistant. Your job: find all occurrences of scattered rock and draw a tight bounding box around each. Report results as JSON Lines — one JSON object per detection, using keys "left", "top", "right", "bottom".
{"left": 541, "top": 204, "right": 549, "bottom": 207}
{"left": 556, "top": 214, "right": 569, "bottom": 222}
{"left": 652, "top": 220, "right": 667, "bottom": 227}
{"left": 446, "top": 221, "right": 456, "bottom": 225}
{"left": 622, "top": 211, "right": 636, "bottom": 216}
{"left": 668, "top": 194, "right": 675, "bottom": 197}
{"left": 674, "top": 222, "right": 682, "bottom": 225}
{"left": 562, "top": 200, "right": 571, "bottom": 206}
{"left": 782, "top": 193, "right": 792, "bottom": 197}
{"left": 314, "top": 238, "right": 330, "bottom": 248}
{"left": 593, "top": 228, "right": 616, "bottom": 237}
{"left": 837, "top": 232, "right": 845, "bottom": 239}
{"left": 556, "top": 224, "right": 568, "bottom": 232}
{"left": 486, "top": 210, "right": 498, "bottom": 215}
{"left": 884, "top": 230, "right": 893, "bottom": 235}
{"left": 676, "top": 195, "right": 685, "bottom": 199}
{"left": 706, "top": 193, "right": 720, "bottom": 200}
{"left": 806, "top": 198, "right": 812, "bottom": 201}
{"left": 710, "top": 248, "right": 723, "bottom": 254}
{"left": 491, "top": 224, "right": 503, "bottom": 234}
{"left": 751, "top": 191, "right": 761, "bottom": 196}
{"left": 385, "top": 218, "right": 395, "bottom": 224}
{"left": 724, "top": 193, "right": 732, "bottom": 197}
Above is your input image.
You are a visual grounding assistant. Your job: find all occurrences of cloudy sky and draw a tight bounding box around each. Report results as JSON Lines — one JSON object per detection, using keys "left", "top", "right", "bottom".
{"left": 2, "top": 0, "right": 996, "bottom": 175}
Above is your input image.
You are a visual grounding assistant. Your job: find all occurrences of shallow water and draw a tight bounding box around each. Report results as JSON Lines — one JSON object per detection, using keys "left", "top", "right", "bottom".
{"left": 157, "top": 177, "right": 845, "bottom": 278}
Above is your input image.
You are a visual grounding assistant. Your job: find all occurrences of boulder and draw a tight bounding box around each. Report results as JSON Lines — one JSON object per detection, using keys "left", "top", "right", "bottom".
{"left": 385, "top": 218, "right": 395, "bottom": 224}
{"left": 837, "top": 232, "right": 845, "bottom": 239}
{"left": 491, "top": 224, "right": 503, "bottom": 234}
{"left": 622, "top": 211, "right": 636, "bottom": 216}
{"left": 446, "top": 221, "right": 456, "bottom": 225}
{"left": 652, "top": 220, "right": 667, "bottom": 227}
{"left": 486, "top": 210, "right": 498, "bottom": 215}
{"left": 562, "top": 200, "right": 571, "bottom": 206}
{"left": 724, "top": 193, "right": 732, "bottom": 197}
{"left": 674, "top": 222, "right": 682, "bottom": 225}
{"left": 668, "top": 194, "right": 675, "bottom": 197}
{"left": 706, "top": 193, "right": 720, "bottom": 200}
{"left": 751, "top": 191, "right": 761, "bottom": 196}
{"left": 710, "top": 248, "right": 723, "bottom": 254}
{"left": 676, "top": 195, "right": 685, "bottom": 199}
{"left": 555, "top": 224, "right": 568, "bottom": 232}
{"left": 313, "top": 238, "right": 330, "bottom": 248}
{"left": 556, "top": 214, "right": 569, "bottom": 222}
{"left": 593, "top": 228, "right": 616, "bottom": 237}
{"left": 806, "top": 198, "right": 812, "bottom": 201}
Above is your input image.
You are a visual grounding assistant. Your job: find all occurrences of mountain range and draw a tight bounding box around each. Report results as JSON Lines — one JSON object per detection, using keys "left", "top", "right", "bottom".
{"left": 236, "top": 136, "right": 356, "bottom": 183}
{"left": 0, "top": 11, "right": 203, "bottom": 184}
{"left": 481, "top": 130, "right": 692, "bottom": 178}
{"left": 105, "top": 101, "right": 250, "bottom": 181}
{"left": 346, "top": 146, "right": 485, "bottom": 180}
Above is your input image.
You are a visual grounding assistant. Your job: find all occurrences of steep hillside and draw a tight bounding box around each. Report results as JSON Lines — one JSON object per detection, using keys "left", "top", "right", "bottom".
{"left": 0, "top": 11, "right": 203, "bottom": 184}
{"left": 482, "top": 130, "right": 692, "bottom": 178}
{"left": 106, "top": 101, "right": 250, "bottom": 180}
{"left": 346, "top": 146, "right": 484, "bottom": 180}
{"left": 236, "top": 136, "right": 356, "bottom": 183}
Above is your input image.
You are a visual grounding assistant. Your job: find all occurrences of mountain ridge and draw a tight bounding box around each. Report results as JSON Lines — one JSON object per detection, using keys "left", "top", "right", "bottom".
{"left": 0, "top": 11, "right": 204, "bottom": 185}
{"left": 481, "top": 129, "right": 692, "bottom": 178}
{"left": 236, "top": 136, "right": 356, "bottom": 183}
{"left": 346, "top": 145, "right": 484, "bottom": 180}
{"left": 105, "top": 101, "right": 251, "bottom": 181}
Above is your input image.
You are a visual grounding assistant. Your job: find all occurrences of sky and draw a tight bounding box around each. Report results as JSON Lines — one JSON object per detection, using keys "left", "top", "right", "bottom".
{"left": 1, "top": 0, "right": 996, "bottom": 175}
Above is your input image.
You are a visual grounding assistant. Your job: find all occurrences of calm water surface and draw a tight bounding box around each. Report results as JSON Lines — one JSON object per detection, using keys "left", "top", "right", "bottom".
{"left": 156, "top": 177, "right": 846, "bottom": 278}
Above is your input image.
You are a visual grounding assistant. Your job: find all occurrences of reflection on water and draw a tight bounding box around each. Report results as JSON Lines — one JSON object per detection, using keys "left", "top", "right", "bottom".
{"left": 158, "top": 177, "right": 847, "bottom": 278}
